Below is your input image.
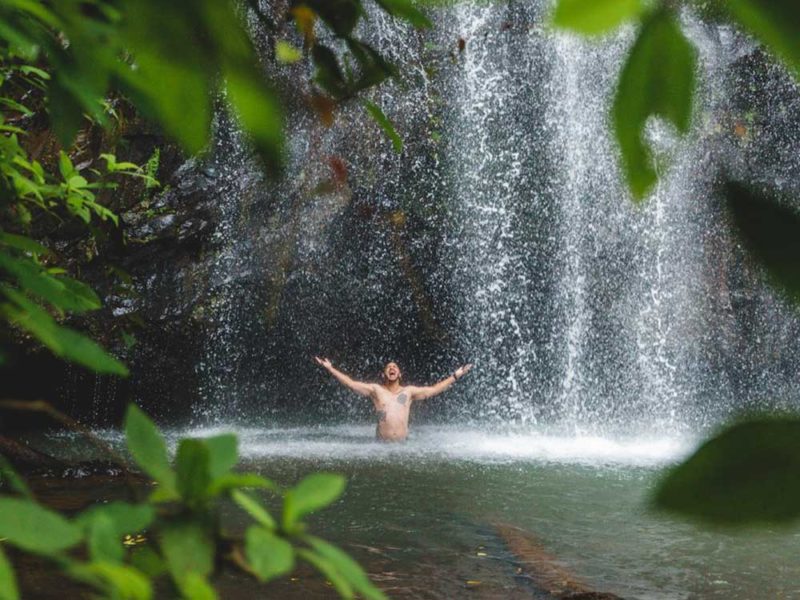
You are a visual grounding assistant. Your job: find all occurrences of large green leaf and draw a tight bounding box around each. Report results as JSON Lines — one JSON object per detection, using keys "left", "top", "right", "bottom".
{"left": 178, "top": 572, "right": 218, "bottom": 600}
{"left": 88, "top": 513, "right": 124, "bottom": 563}
{"left": 0, "top": 497, "right": 83, "bottom": 554}
{"left": 124, "top": 404, "right": 176, "bottom": 495}
{"left": 231, "top": 490, "right": 276, "bottom": 530}
{"left": 77, "top": 502, "right": 155, "bottom": 539}
{"left": 1, "top": 286, "right": 128, "bottom": 375}
{"left": 283, "top": 472, "right": 346, "bottom": 530}
{"left": 728, "top": 0, "right": 800, "bottom": 80}
{"left": 0, "top": 546, "right": 19, "bottom": 600}
{"left": 0, "top": 232, "right": 51, "bottom": 256}
{"left": 612, "top": 8, "right": 696, "bottom": 200}
{"left": 653, "top": 417, "right": 800, "bottom": 524}
{"left": 725, "top": 181, "right": 800, "bottom": 305}
{"left": 551, "top": 0, "right": 644, "bottom": 35}
{"left": 304, "top": 536, "right": 387, "bottom": 600}
{"left": 176, "top": 439, "right": 211, "bottom": 506}
{"left": 71, "top": 561, "right": 152, "bottom": 600}
{"left": 204, "top": 434, "right": 238, "bottom": 480}
{"left": 244, "top": 526, "right": 294, "bottom": 582}
{"left": 160, "top": 520, "right": 214, "bottom": 583}
{"left": 364, "top": 101, "right": 403, "bottom": 153}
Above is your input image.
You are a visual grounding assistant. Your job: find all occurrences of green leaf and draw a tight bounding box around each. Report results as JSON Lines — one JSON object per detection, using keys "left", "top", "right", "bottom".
{"left": 58, "top": 151, "right": 76, "bottom": 180}
{"left": 297, "top": 549, "right": 353, "bottom": 599}
{"left": 244, "top": 526, "right": 294, "bottom": 582}
{"left": 373, "top": 0, "right": 432, "bottom": 28}
{"left": 654, "top": 417, "right": 800, "bottom": 524}
{"left": 612, "top": 8, "right": 696, "bottom": 200}
{"left": 728, "top": 0, "right": 800, "bottom": 80}
{"left": 160, "top": 520, "right": 214, "bottom": 583}
{"left": 0, "top": 232, "right": 51, "bottom": 256}
{"left": 1, "top": 286, "right": 128, "bottom": 375}
{"left": 0, "top": 497, "right": 83, "bottom": 554}
{"left": 304, "top": 0, "right": 362, "bottom": 36}
{"left": 204, "top": 434, "right": 238, "bottom": 480}
{"left": 551, "top": 0, "right": 644, "bottom": 35}
{"left": 725, "top": 181, "right": 800, "bottom": 305}
{"left": 0, "top": 546, "right": 19, "bottom": 600}
{"left": 77, "top": 502, "right": 155, "bottom": 538}
{"left": 130, "top": 546, "right": 166, "bottom": 578}
{"left": 88, "top": 513, "right": 124, "bottom": 563}
{"left": 176, "top": 439, "right": 211, "bottom": 505}
{"left": 304, "top": 536, "right": 387, "bottom": 600}
{"left": 312, "top": 45, "right": 348, "bottom": 99}
{"left": 0, "top": 453, "right": 32, "bottom": 498}
{"left": 124, "top": 404, "right": 176, "bottom": 494}
{"left": 225, "top": 65, "right": 284, "bottom": 169}
{"left": 364, "top": 101, "right": 403, "bottom": 153}
{"left": 208, "top": 473, "right": 276, "bottom": 496}
{"left": 178, "top": 572, "right": 217, "bottom": 600}
{"left": 231, "top": 490, "right": 276, "bottom": 530}
{"left": 283, "top": 472, "right": 346, "bottom": 531}
{"left": 72, "top": 561, "right": 152, "bottom": 600}
{"left": 275, "top": 41, "right": 302, "bottom": 64}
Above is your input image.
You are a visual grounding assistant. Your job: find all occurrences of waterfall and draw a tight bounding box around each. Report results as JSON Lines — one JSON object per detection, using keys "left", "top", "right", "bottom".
{"left": 194, "top": 1, "right": 800, "bottom": 432}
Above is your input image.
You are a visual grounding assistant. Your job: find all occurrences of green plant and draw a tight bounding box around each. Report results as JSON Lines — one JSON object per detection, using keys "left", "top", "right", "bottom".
{"left": 0, "top": 404, "right": 386, "bottom": 600}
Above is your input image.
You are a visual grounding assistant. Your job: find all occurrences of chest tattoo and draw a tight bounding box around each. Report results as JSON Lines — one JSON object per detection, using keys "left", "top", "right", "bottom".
{"left": 396, "top": 392, "right": 408, "bottom": 406}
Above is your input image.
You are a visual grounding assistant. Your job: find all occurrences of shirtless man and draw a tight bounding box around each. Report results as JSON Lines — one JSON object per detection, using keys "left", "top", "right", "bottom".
{"left": 314, "top": 358, "right": 474, "bottom": 441}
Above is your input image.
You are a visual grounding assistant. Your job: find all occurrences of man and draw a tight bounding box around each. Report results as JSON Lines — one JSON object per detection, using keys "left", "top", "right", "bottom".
{"left": 314, "top": 357, "right": 474, "bottom": 441}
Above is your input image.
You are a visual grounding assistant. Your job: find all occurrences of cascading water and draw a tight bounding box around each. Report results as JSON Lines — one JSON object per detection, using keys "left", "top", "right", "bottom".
{"left": 196, "top": 1, "right": 800, "bottom": 433}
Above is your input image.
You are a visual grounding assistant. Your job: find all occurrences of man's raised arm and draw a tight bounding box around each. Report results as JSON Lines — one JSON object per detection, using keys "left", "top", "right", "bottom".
{"left": 315, "top": 357, "right": 375, "bottom": 397}
{"left": 409, "top": 364, "right": 474, "bottom": 401}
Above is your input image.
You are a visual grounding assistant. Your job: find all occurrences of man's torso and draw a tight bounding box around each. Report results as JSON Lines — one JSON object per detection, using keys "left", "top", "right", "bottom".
{"left": 372, "top": 385, "right": 412, "bottom": 441}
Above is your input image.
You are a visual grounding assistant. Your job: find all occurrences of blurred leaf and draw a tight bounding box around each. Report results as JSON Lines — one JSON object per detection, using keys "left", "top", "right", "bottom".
{"left": 72, "top": 561, "right": 151, "bottom": 600}
{"left": 725, "top": 181, "right": 800, "bottom": 304}
{"left": 275, "top": 41, "right": 302, "bottom": 64}
{"left": 283, "top": 472, "right": 345, "bottom": 530}
{"left": 0, "top": 546, "right": 18, "bottom": 600}
{"left": 178, "top": 572, "right": 217, "bottom": 600}
{"left": 124, "top": 404, "right": 176, "bottom": 494}
{"left": 232, "top": 490, "right": 276, "bottom": 530}
{"left": 0, "top": 454, "right": 32, "bottom": 498}
{"left": 728, "top": 0, "right": 800, "bottom": 80}
{"left": 298, "top": 548, "right": 353, "bottom": 599}
{"left": 0, "top": 253, "right": 100, "bottom": 313}
{"left": 77, "top": 502, "right": 155, "bottom": 539}
{"left": 551, "top": 0, "right": 643, "bottom": 35}
{"left": 244, "top": 526, "right": 294, "bottom": 582}
{"left": 0, "top": 232, "right": 51, "bottom": 256}
{"left": 312, "top": 45, "right": 348, "bottom": 98}
{"left": 612, "top": 8, "right": 696, "bottom": 200}
{"left": 364, "top": 101, "right": 403, "bottom": 153}
{"left": 654, "top": 417, "right": 800, "bottom": 524}
{"left": 0, "top": 497, "right": 83, "bottom": 554}
{"left": 304, "top": 0, "right": 362, "bottom": 36}
{"left": 88, "top": 513, "right": 124, "bottom": 563}
{"left": 48, "top": 79, "right": 85, "bottom": 147}
{"left": 224, "top": 66, "right": 284, "bottom": 169}
{"left": 204, "top": 434, "right": 238, "bottom": 479}
{"left": 208, "top": 473, "right": 276, "bottom": 496}
{"left": 305, "top": 536, "right": 387, "bottom": 600}
{"left": 160, "top": 521, "right": 214, "bottom": 583}
{"left": 130, "top": 546, "right": 166, "bottom": 578}
{"left": 176, "top": 439, "right": 211, "bottom": 505}
{"left": 0, "top": 286, "right": 128, "bottom": 375}
{"left": 373, "top": 0, "right": 432, "bottom": 28}
{"left": 345, "top": 39, "right": 396, "bottom": 91}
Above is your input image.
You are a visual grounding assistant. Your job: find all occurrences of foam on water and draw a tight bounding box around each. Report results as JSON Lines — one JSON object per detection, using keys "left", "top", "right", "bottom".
{"left": 158, "top": 425, "right": 693, "bottom": 467}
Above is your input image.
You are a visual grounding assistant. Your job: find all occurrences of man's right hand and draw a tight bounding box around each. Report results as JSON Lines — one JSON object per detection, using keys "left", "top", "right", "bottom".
{"left": 314, "top": 356, "right": 332, "bottom": 370}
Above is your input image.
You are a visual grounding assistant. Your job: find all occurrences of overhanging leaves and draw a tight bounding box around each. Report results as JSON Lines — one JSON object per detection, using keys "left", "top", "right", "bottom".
{"left": 653, "top": 416, "right": 800, "bottom": 524}
{"left": 551, "top": 0, "right": 644, "bottom": 35}
{"left": 725, "top": 181, "right": 800, "bottom": 305}
{"left": 727, "top": 0, "right": 800, "bottom": 80}
{"left": 612, "top": 7, "right": 696, "bottom": 200}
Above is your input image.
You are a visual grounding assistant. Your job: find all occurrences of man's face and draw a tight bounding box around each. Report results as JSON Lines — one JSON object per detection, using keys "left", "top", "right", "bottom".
{"left": 383, "top": 362, "right": 401, "bottom": 382}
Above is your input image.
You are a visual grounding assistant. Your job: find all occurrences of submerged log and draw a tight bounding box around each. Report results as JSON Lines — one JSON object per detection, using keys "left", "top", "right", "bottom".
{"left": 494, "top": 522, "right": 623, "bottom": 600}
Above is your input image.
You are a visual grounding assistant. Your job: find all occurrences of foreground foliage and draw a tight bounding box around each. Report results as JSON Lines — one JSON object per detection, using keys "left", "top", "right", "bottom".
{"left": 0, "top": 404, "right": 385, "bottom": 600}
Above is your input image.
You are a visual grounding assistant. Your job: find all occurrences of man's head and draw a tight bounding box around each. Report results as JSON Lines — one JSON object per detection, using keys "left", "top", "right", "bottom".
{"left": 382, "top": 361, "right": 402, "bottom": 383}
